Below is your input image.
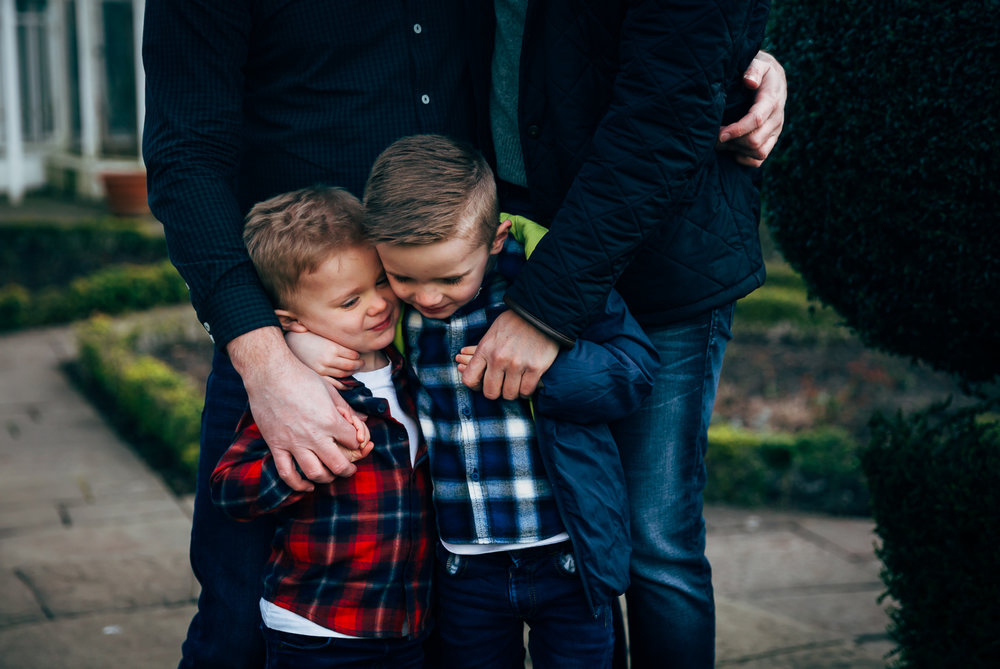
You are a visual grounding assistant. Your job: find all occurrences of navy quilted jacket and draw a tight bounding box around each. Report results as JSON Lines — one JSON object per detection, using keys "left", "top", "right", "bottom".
{"left": 469, "top": 0, "right": 769, "bottom": 342}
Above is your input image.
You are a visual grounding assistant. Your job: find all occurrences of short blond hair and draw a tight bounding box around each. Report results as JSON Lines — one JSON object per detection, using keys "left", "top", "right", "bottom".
{"left": 363, "top": 134, "right": 499, "bottom": 247}
{"left": 243, "top": 186, "right": 366, "bottom": 307}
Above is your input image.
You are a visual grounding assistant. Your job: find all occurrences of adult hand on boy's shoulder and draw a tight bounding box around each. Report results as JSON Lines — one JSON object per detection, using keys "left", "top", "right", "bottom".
{"left": 228, "top": 327, "right": 364, "bottom": 490}
{"left": 462, "top": 310, "right": 559, "bottom": 400}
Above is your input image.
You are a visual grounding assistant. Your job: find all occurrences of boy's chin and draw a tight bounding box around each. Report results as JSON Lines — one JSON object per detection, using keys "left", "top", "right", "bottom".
{"left": 412, "top": 304, "right": 457, "bottom": 319}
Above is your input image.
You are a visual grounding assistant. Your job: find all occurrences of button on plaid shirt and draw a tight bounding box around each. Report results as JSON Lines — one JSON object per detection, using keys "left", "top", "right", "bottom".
{"left": 210, "top": 347, "right": 432, "bottom": 638}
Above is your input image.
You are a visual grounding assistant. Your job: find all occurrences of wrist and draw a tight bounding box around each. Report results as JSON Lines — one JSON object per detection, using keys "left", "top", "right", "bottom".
{"left": 227, "top": 326, "right": 298, "bottom": 384}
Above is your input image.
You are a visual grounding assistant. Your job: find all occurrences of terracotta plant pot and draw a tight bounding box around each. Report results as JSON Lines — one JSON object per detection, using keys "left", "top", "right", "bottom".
{"left": 101, "top": 171, "right": 150, "bottom": 217}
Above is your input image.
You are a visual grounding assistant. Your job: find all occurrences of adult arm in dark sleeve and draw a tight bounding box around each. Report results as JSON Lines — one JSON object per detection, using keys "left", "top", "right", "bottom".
{"left": 466, "top": 1, "right": 777, "bottom": 400}
{"left": 143, "top": 0, "right": 270, "bottom": 344}
{"left": 504, "top": 0, "right": 767, "bottom": 340}
{"left": 143, "top": 0, "right": 363, "bottom": 486}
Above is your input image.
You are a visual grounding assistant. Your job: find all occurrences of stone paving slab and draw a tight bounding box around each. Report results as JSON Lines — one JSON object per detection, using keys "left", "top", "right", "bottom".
{"left": 720, "top": 644, "right": 888, "bottom": 669}
{"left": 796, "top": 515, "right": 881, "bottom": 560}
{"left": 716, "top": 597, "right": 887, "bottom": 667}
{"left": 17, "top": 553, "right": 196, "bottom": 618}
{"left": 63, "top": 496, "right": 188, "bottom": 527}
{"left": 0, "top": 516, "right": 194, "bottom": 568}
{"left": 0, "top": 570, "right": 46, "bottom": 627}
{"left": 749, "top": 587, "right": 888, "bottom": 640}
{"left": 0, "top": 605, "right": 195, "bottom": 669}
{"left": 0, "top": 502, "right": 64, "bottom": 535}
{"left": 716, "top": 596, "right": 839, "bottom": 660}
{"left": 708, "top": 528, "right": 881, "bottom": 596}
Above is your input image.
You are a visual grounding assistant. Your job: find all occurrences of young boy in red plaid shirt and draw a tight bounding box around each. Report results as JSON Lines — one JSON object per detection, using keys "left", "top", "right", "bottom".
{"left": 209, "top": 186, "right": 432, "bottom": 668}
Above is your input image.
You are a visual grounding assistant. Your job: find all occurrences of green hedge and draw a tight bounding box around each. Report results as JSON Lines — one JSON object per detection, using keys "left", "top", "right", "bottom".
{"left": 1, "top": 260, "right": 188, "bottom": 331}
{"left": 861, "top": 401, "right": 1000, "bottom": 667}
{"left": 734, "top": 261, "right": 847, "bottom": 342}
{"left": 706, "top": 424, "right": 867, "bottom": 516}
{"left": 763, "top": 1, "right": 1000, "bottom": 383}
{"left": 75, "top": 313, "right": 203, "bottom": 493}
{"left": 0, "top": 218, "right": 167, "bottom": 288}
{"left": 70, "top": 308, "right": 870, "bottom": 512}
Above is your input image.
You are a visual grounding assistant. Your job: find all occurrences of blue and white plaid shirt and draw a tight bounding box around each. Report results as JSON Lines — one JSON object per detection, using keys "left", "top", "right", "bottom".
{"left": 403, "top": 239, "right": 564, "bottom": 545}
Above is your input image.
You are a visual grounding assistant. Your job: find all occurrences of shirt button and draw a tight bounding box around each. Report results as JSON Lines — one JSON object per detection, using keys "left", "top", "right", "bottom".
{"left": 420, "top": 94, "right": 430, "bottom": 105}
{"left": 470, "top": 470, "right": 480, "bottom": 482}
{"left": 413, "top": 23, "right": 422, "bottom": 34}
{"left": 461, "top": 405, "right": 472, "bottom": 417}
{"left": 377, "top": 402, "right": 388, "bottom": 413}
{"left": 527, "top": 124, "right": 540, "bottom": 138}
{"left": 202, "top": 322, "right": 211, "bottom": 333}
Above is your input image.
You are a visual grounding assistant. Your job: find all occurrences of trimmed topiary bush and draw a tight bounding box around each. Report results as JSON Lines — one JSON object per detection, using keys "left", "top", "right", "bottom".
{"left": 861, "top": 401, "right": 1000, "bottom": 667}
{"left": 766, "top": 3, "right": 1000, "bottom": 662}
{"left": 763, "top": 1, "right": 1000, "bottom": 384}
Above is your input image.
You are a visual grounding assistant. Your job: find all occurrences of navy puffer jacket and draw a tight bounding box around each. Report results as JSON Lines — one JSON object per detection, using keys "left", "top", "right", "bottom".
{"left": 469, "top": 0, "right": 769, "bottom": 342}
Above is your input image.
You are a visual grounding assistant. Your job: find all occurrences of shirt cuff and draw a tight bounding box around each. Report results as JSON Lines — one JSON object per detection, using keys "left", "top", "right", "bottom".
{"left": 503, "top": 295, "right": 576, "bottom": 349}
{"left": 199, "top": 282, "right": 281, "bottom": 351}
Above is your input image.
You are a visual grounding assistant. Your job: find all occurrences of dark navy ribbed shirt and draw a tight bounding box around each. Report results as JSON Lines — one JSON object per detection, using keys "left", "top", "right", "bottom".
{"left": 142, "top": 1, "right": 479, "bottom": 347}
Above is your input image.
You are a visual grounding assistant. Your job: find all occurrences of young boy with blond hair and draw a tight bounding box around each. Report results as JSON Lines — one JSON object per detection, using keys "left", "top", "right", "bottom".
{"left": 210, "top": 186, "right": 432, "bottom": 669}
{"left": 291, "top": 134, "right": 659, "bottom": 668}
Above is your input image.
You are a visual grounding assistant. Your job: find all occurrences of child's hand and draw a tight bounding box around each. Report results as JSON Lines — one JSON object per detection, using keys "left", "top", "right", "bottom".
{"left": 337, "top": 405, "right": 374, "bottom": 460}
{"left": 455, "top": 346, "right": 477, "bottom": 376}
{"left": 285, "top": 330, "right": 363, "bottom": 379}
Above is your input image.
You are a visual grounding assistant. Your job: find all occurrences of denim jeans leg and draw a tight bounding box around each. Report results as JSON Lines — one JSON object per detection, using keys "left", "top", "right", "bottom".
{"left": 433, "top": 548, "right": 527, "bottom": 669}
{"left": 433, "top": 545, "right": 615, "bottom": 669}
{"left": 179, "top": 351, "right": 276, "bottom": 669}
{"left": 522, "top": 550, "right": 615, "bottom": 669}
{"left": 262, "top": 628, "right": 425, "bottom": 669}
{"left": 610, "top": 304, "right": 734, "bottom": 669}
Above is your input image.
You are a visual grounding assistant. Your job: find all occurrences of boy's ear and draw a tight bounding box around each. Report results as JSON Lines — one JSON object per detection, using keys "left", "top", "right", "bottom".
{"left": 490, "top": 218, "right": 512, "bottom": 255}
{"left": 274, "top": 308, "right": 309, "bottom": 333}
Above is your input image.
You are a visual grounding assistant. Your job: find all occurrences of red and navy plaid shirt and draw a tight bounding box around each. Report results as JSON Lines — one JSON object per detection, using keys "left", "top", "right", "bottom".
{"left": 209, "top": 347, "right": 432, "bottom": 639}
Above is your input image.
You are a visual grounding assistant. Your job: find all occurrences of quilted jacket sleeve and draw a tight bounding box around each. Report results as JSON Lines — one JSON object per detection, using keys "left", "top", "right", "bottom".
{"left": 505, "top": 0, "right": 768, "bottom": 341}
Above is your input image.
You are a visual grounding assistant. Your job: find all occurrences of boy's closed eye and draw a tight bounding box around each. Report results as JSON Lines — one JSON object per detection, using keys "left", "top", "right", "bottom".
{"left": 388, "top": 273, "right": 464, "bottom": 286}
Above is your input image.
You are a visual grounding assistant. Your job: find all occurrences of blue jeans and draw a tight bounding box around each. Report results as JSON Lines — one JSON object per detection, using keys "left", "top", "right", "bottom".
{"left": 179, "top": 352, "right": 274, "bottom": 669}
{"left": 432, "top": 543, "right": 615, "bottom": 669}
{"left": 262, "top": 627, "right": 424, "bottom": 669}
{"left": 610, "top": 304, "right": 734, "bottom": 669}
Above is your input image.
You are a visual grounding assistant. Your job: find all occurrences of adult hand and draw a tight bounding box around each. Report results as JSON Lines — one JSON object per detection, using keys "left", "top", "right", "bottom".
{"left": 461, "top": 310, "right": 559, "bottom": 400}
{"left": 718, "top": 50, "right": 786, "bottom": 168}
{"left": 228, "top": 327, "right": 367, "bottom": 490}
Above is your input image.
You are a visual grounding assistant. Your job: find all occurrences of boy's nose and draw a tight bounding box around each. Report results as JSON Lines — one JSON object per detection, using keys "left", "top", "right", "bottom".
{"left": 368, "top": 294, "right": 387, "bottom": 314}
{"left": 414, "top": 288, "right": 440, "bottom": 307}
